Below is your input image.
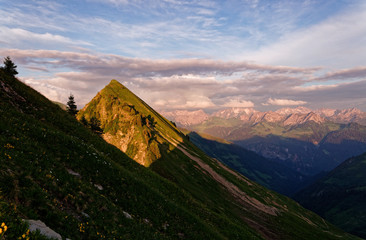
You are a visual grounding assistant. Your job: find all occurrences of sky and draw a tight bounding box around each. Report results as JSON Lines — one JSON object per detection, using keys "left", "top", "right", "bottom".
{"left": 1, "top": 0, "right": 366, "bottom": 112}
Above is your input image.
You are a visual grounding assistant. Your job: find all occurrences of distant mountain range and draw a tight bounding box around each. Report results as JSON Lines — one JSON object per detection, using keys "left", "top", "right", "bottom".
{"left": 162, "top": 106, "right": 366, "bottom": 127}
{"left": 162, "top": 107, "right": 366, "bottom": 176}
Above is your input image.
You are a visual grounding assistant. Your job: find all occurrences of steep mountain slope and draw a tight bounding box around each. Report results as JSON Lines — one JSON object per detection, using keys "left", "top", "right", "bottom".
{"left": 77, "top": 80, "right": 184, "bottom": 167}
{"left": 187, "top": 132, "right": 310, "bottom": 196}
{"left": 295, "top": 152, "right": 366, "bottom": 238}
{"left": 1, "top": 70, "right": 241, "bottom": 239}
{"left": 0, "top": 73, "right": 358, "bottom": 239}
{"left": 78, "top": 79, "right": 360, "bottom": 239}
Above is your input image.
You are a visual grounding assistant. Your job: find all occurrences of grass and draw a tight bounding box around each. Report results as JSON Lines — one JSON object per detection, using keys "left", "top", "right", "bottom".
{"left": 0, "top": 73, "right": 359, "bottom": 239}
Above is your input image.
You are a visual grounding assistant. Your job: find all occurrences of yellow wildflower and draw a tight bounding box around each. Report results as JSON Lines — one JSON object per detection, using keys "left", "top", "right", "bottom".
{"left": 0, "top": 228, "right": 3, "bottom": 234}
{"left": 1, "top": 222, "right": 4, "bottom": 227}
{"left": 22, "top": 234, "right": 26, "bottom": 238}
{"left": 3, "top": 225, "right": 7, "bottom": 231}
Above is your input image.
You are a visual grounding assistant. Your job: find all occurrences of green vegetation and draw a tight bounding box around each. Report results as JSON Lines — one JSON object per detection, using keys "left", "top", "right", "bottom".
{"left": 66, "top": 94, "right": 78, "bottom": 116}
{"left": 1, "top": 56, "right": 18, "bottom": 76}
{"left": 0, "top": 70, "right": 359, "bottom": 239}
{"left": 187, "top": 132, "right": 310, "bottom": 196}
{"left": 295, "top": 152, "right": 366, "bottom": 238}
{"left": 80, "top": 79, "right": 358, "bottom": 239}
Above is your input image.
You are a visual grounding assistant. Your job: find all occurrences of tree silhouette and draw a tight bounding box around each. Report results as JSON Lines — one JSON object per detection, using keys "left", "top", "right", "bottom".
{"left": 90, "top": 117, "right": 103, "bottom": 135}
{"left": 67, "top": 94, "right": 78, "bottom": 116}
{"left": 2, "top": 56, "right": 18, "bottom": 76}
{"left": 80, "top": 115, "right": 89, "bottom": 126}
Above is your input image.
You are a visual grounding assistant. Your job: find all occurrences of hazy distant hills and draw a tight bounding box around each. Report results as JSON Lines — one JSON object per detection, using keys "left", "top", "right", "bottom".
{"left": 294, "top": 152, "right": 366, "bottom": 238}
{"left": 163, "top": 107, "right": 366, "bottom": 176}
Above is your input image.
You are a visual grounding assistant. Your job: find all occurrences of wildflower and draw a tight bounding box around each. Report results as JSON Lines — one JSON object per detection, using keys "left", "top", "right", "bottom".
{"left": 3, "top": 226, "right": 6, "bottom": 232}
{"left": 0, "top": 228, "right": 2, "bottom": 234}
{"left": 1, "top": 223, "right": 4, "bottom": 227}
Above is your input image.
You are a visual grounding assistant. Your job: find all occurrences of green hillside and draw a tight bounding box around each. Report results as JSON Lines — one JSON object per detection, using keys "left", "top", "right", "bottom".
{"left": 295, "top": 152, "right": 366, "bottom": 238}
{"left": 187, "top": 132, "right": 310, "bottom": 196}
{"left": 0, "top": 72, "right": 359, "bottom": 239}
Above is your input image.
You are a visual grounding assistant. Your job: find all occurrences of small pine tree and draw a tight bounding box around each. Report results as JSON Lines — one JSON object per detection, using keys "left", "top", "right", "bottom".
{"left": 2, "top": 56, "right": 18, "bottom": 76}
{"left": 90, "top": 117, "right": 103, "bottom": 135}
{"left": 67, "top": 94, "right": 78, "bottom": 116}
{"left": 80, "top": 116, "right": 89, "bottom": 126}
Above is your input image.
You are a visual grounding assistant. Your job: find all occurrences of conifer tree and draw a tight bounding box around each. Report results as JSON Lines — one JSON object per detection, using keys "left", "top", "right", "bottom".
{"left": 90, "top": 116, "right": 103, "bottom": 135}
{"left": 67, "top": 94, "right": 78, "bottom": 116}
{"left": 2, "top": 56, "right": 18, "bottom": 76}
{"left": 80, "top": 115, "right": 89, "bottom": 126}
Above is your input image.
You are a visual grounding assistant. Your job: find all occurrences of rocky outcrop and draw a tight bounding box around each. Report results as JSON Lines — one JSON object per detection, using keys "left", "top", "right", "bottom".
{"left": 25, "top": 220, "right": 62, "bottom": 240}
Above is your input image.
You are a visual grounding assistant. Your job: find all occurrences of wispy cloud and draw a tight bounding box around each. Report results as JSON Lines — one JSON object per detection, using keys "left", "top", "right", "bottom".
{"left": 247, "top": 2, "right": 366, "bottom": 68}
{"left": 222, "top": 98, "right": 254, "bottom": 108}
{"left": 317, "top": 67, "right": 366, "bottom": 81}
{"left": 263, "top": 98, "right": 307, "bottom": 106}
{"left": 0, "top": 27, "right": 92, "bottom": 49}
{"left": 2, "top": 48, "right": 364, "bottom": 111}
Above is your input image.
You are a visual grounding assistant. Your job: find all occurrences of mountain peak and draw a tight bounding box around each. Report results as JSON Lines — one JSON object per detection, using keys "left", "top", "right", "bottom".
{"left": 109, "top": 79, "right": 121, "bottom": 85}
{"left": 78, "top": 79, "right": 184, "bottom": 166}
{"left": 283, "top": 112, "right": 325, "bottom": 126}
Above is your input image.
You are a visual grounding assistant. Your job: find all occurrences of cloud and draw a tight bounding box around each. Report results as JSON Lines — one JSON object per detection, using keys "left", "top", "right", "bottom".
{"left": 0, "top": 27, "right": 92, "bottom": 49}
{"left": 247, "top": 3, "right": 366, "bottom": 69}
{"left": 222, "top": 98, "right": 254, "bottom": 108}
{"left": 264, "top": 98, "right": 307, "bottom": 106}
{"left": 0, "top": 48, "right": 316, "bottom": 77}
{"left": 317, "top": 66, "right": 366, "bottom": 81}
{"left": 1, "top": 48, "right": 365, "bottom": 111}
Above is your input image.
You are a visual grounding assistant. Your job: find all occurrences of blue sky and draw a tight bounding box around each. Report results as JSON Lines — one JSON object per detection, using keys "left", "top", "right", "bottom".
{"left": 1, "top": 0, "right": 366, "bottom": 111}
